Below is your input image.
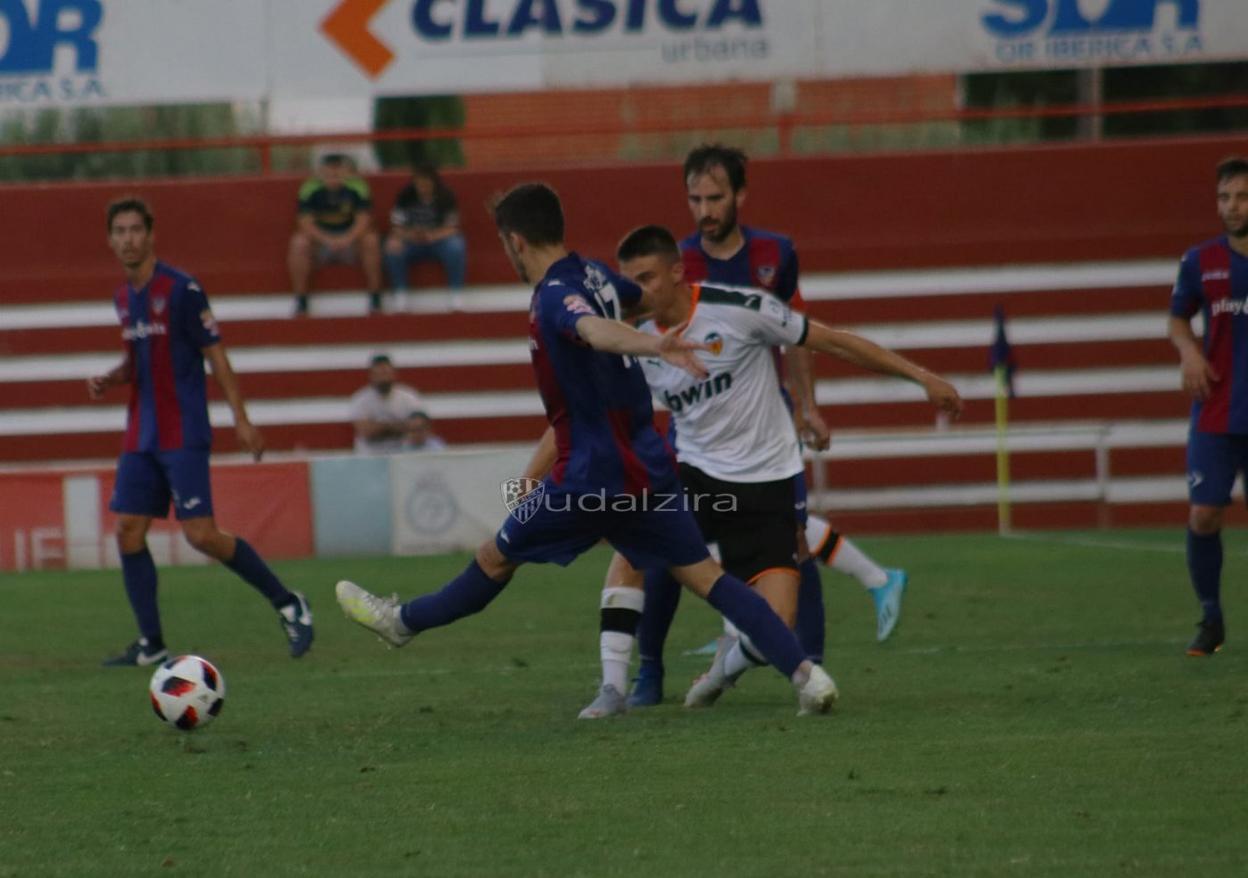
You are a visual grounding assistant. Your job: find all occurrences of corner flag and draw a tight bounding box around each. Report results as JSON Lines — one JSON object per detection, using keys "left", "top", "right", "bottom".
{"left": 989, "top": 306, "right": 1016, "bottom": 534}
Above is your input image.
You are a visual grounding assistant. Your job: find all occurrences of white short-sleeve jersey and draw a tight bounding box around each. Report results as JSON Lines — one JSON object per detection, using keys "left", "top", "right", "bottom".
{"left": 639, "top": 283, "right": 808, "bottom": 483}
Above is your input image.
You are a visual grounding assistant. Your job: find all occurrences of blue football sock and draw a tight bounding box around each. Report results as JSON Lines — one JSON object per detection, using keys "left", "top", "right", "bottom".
{"left": 706, "top": 574, "right": 806, "bottom": 678}
{"left": 225, "top": 537, "right": 293, "bottom": 608}
{"left": 1187, "top": 529, "right": 1223, "bottom": 622}
{"left": 636, "top": 569, "right": 682, "bottom": 672}
{"left": 399, "top": 559, "right": 509, "bottom": 634}
{"left": 120, "top": 547, "right": 163, "bottom": 648}
{"left": 795, "top": 557, "right": 825, "bottom": 662}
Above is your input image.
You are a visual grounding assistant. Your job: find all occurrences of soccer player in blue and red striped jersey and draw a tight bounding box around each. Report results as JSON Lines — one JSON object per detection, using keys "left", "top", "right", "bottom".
{"left": 336, "top": 182, "right": 839, "bottom": 716}
{"left": 90, "top": 197, "right": 313, "bottom": 666}
{"left": 1168, "top": 156, "right": 1248, "bottom": 657}
{"left": 629, "top": 145, "right": 909, "bottom": 707}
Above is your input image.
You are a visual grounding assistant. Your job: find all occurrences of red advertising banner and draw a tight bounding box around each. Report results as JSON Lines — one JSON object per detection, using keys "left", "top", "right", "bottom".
{"left": 0, "top": 461, "right": 312, "bottom": 573}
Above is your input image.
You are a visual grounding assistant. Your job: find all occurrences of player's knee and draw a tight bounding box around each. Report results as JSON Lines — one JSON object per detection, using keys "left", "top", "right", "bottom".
{"left": 474, "top": 538, "right": 516, "bottom": 582}
{"left": 182, "top": 523, "right": 223, "bottom": 556}
{"left": 1189, "top": 505, "right": 1223, "bottom": 534}
{"left": 115, "top": 518, "right": 148, "bottom": 553}
{"left": 289, "top": 232, "right": 312, "bottom": 259}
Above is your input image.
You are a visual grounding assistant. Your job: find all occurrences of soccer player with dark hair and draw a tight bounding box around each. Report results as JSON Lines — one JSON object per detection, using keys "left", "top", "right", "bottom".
{"left": 1168, "top": 156, "right": 1248, "bottom": 656}
{"left": 628, "top": 144, "right": 912, "bottom": 708}
{"left": 335, "top": 183, "right": 840, "bottom": 716}
{"left": 90, "top": 197, "right": 313, "bottom": 666}
{"left": 586, "top": 225, "right": 960, "bottom": 711}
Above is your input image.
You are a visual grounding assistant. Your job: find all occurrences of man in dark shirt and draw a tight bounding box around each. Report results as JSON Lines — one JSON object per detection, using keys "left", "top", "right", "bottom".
{"left": 288, "top": 154, "right": 384, "bottom": 316}
{"left": 384, "top": 163, "right": 468, "bottom": 311}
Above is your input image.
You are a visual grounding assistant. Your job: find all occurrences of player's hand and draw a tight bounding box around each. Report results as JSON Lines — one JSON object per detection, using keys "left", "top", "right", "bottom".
{"left": 924, "top": 375, "right": 964, "bottom": 419}
{"left": 86, "top": 375, "right": 109, "bottom": 400}
{"left": 1180, "top": 352, "right": 1218, "bottom": 401}
{"left": 798, "top": 407, "right": 832, "bottom": 451}
{"left": 236, "top": 420, "right": 265, "bottom": 461}
{"left": 659, "top": 321, "right": 711, "bottom": 379}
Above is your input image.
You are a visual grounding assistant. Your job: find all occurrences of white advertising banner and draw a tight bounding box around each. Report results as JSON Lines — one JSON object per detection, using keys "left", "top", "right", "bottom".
{"left": 389, "top": 447, "right": 532, "bottom": 555}
{"left": 2, "top": 0, "right": 1246, "bottom": 108}
{"left": 0, "top": 0, "right": 267, "bottom": 107}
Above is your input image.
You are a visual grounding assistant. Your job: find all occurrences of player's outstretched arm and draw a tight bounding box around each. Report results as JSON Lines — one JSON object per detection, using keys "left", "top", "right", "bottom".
{"left": 784, "top": 346, "right": 831, "bottom": 450}
{"left": 86, "top": 353, "right": 134, "bottom": 400}
{"left": 575, "top": 316, "right": 710, "bottom": 379}
{"left": 1168, "top": 314, "right": 1218, "bottom": 400}
{"left": 203, "top": 343, "right": 265, "bottom": 461}
{"left": 803, "top": 320, "right": 963, "bottom": 418}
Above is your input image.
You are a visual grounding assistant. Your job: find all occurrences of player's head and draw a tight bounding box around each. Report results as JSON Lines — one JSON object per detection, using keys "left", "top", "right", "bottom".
{"left": 368, "top": 353, "right": 397, "bottom": 395}
{"left": 617, "top": 225, "right": 685, "bottom": 306}
{"left": 106, "top": 196, "right": 155, "bottom": 269}
{"left": 318, "top": 153, "right": 353, "bottom": 190}
{"left": 684, "top": 144, "right": 747, "bottom": 245}
{"left": 492, "top": 182, "right": 565, "bottom": 284}
{"left": 1216, "top": 156, "right": 1248, "bottom": 238}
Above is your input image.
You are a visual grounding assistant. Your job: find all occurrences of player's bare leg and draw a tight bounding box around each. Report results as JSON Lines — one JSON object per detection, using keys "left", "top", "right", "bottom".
{"left": 579, "top": 553, "right": 644, "bottom": 719}
{"left": 181, "top": 516, "right": 313, "bottom": 657}
{"left": 669, "top": 558, "right": 836, "bottom": 715}
{"left": 685, "top": 569, "right": 800, "bottom": 708}
{"left": 288, "top": 230, "right": 315, "bottom": 316}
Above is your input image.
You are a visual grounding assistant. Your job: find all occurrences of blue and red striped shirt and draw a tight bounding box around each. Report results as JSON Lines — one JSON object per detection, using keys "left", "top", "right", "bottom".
{"left": 1171, "top": 236, "right": 1248, "bottom": 434}
{"left": 112, "top": 261, "right": 221, "bottom": 452}
{"left": 529, "top": 253, "right": 675, "bottom": 495}
{"left": 680, "top": 225, "right": 804, "bottom": 308}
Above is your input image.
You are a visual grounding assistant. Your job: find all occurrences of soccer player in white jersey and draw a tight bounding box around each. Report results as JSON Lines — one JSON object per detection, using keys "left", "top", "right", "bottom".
{"left": 575, "top": 226, "right": 961, "bottom": 717}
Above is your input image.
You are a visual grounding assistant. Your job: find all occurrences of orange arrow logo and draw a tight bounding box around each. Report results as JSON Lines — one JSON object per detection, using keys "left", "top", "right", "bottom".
{"left": 321, "top": 0, "right": 395, "bottom": 79}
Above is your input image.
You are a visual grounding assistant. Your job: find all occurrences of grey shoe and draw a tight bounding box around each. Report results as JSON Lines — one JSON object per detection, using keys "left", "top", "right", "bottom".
{"left": 577, "top": 684, "right": 627, "bottom": 719}
{"left": 335, "top": 580, "right": 412, "bottom": 648}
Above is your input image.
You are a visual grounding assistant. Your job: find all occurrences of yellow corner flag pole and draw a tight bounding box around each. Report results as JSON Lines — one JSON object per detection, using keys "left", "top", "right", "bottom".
{"left": 994, "top": 364, "right": 1012, "bottom": 536}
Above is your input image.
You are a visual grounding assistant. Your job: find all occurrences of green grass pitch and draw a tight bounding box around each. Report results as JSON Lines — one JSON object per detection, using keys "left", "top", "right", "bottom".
{"left": 2, "top": 530, "right": 1245, "bottom": 877}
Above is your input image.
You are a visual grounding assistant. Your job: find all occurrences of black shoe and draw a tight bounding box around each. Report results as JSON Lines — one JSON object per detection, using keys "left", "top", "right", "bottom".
{"left": 368, "top": 291, "right": 383, "bottom": 314}
{"left": 102, "top": 638, "right": 169, "bottom": 667}
{"left": 1186, "top": 618, "right": 1225, "bottom": 656}
{"left": 293, "top": 295, "right": 309, "bottom": 317}
{"left": 279, "top": 592, "right": 314, "bottom": 658}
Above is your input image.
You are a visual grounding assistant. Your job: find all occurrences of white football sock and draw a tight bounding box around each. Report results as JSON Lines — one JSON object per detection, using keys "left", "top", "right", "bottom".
{"left": 599, "top": 586, "right": 644, "bottom": 692}
{"left": 830, "top": 537, "right": 889, "bottom": 589}
{"left": 723, "top": 635, "right": 766, "bottom": 679}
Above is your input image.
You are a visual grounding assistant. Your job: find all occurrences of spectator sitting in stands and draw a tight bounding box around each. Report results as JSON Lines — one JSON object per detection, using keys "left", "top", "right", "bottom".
{"left": 349, "top": 354, "right": 427, "bottom": 455}
{"left": 384, "top": 162, "right": 468, "bottom": 312}
{"left": 289, "top": 154, "right": 385, "bottom": 317}
{"left": 406, "top": 411, "right": 447, "bottom": 452}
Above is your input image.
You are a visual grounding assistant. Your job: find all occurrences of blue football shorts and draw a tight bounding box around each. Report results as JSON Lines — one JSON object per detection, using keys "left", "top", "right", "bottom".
{"left": 495, "top": 477, "right": 710, "bottom": 570}
{"left": 109, "top": 449, "right": 215, "bottom": 520}
{"left": 1186, "top": 429, "right": 1248, "bottom": 507}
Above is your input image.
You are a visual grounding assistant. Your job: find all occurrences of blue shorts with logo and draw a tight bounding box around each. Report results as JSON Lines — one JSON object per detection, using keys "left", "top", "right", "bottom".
{"left": 495, "top": 478, "right": 710, "bottom": 570}
{"left": 110, "top": 449, "right": 215, "bottom": 520}
{"left": 1187, "top": 430, "right": 1248, "bottom": 507}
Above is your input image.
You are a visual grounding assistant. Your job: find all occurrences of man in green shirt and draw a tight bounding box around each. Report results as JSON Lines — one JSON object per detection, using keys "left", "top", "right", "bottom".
{"left": 288, "top": 154, "right": 384, "bottom": 316}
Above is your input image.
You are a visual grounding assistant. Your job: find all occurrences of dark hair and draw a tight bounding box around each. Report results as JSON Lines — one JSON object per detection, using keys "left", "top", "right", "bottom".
{"left": 684, "top": 143, "right": 748, "bottom": 192}
{"left": 617, "top": 224, "right": 681, "bottom": 264}
{"left": 492, "top": 182, "right": 564, "bottom": 246}
{"left": 369, "top": 354, "right": 393, "bottom": 368}
{"left": 321, "top": 153, "right": 350, "bottom": 168}
{"left": 106, "top": 196, "right": 154, "bottom": 232}
{"left": 1216, "top": 156, "right": 1248, "bottom": 185}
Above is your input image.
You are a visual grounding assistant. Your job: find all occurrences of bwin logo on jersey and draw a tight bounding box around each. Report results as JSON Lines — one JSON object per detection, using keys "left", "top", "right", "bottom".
{"left": 502, "top": 478, "right": 545, "bottom": 523}
{"left": 663, "top": 372, "right": 733, "bottom": 413}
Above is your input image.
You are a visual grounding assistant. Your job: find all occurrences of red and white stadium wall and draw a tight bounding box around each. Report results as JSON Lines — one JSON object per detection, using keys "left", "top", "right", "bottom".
{"left": 0, "top": 448, "right": 531, "bottom": 572}
{"left": 0, "top": 135, "right": 1243, "bottom": 303}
